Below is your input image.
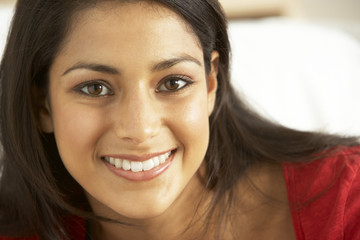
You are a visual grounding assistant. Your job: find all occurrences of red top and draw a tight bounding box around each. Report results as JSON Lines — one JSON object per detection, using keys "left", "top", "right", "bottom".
{"left": 283, "top": 146, "right": 360, "bottom": 240}
{"left": 1, "top": 146, "right": 360, "bottom": 240}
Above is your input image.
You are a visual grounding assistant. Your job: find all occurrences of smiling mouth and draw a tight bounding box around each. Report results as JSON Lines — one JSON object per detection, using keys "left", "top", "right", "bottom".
{"left": 102, "top": 150, "right": 174, "bottom": 173}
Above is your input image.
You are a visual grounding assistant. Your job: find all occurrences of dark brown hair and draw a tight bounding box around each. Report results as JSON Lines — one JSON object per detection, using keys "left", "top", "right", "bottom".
{"left": 0, "top": 0, "right": 358, "bottom": 239}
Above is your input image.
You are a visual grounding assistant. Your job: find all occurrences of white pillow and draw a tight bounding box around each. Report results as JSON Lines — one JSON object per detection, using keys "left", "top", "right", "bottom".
{"left": 0, "top": 5, "right": 14, "bottom": 59}
{"left": 229, "top": 18, "right": 360, "bottom": 135}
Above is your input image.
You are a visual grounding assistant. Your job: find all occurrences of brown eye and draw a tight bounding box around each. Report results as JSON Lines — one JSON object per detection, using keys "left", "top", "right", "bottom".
{"left": 88, "top": 84, "right": 103, "bottom": 95}
{"left": 79, "top": 82, "right": 112, "bottom": 96}
{"left": 157, "top": 76, "right": 192, "bottom": 92}
{"left": 164, "top": 79, "right": 180, "bottom": 91}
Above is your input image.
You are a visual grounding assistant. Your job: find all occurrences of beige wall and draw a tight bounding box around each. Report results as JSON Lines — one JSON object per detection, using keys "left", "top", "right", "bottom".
{"left": 0, "top": 0, "right": 14, "bottom": 4}
{"left": 299, "top": 0, "right": 360, "bottom": 21}
{"left": 219, "top": 0, "right": 289, "bottom": 18}
{"left": 220, "top": 0, "right": 360, "bottom": 21}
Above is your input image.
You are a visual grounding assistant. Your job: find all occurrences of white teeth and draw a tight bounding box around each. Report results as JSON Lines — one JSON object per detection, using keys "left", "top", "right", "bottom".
{"left": 142, "top": 159, "right": 155, "bottom": 171}
{"left": 122, "top": 160, "right": 131, "bottom": 171}
{"left": 152, "top": 156, "right": 160, "bottom": 167}
{"left": 114, "top": 158, "right": 122, "bottom": 168}
{"left": 159, "top": 154, "right": 166, "bottom": 164}
{"left": 131, "top": 161, "right": 143, "bottom": 172}
{"left": 104, "top": 151, "right": 172, "bottom": 172}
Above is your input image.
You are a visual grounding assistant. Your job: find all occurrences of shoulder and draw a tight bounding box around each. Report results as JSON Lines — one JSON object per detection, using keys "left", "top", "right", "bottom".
{"left": 283, "top": 146, "right": 360, "bottom": 206}
{"left": 282, "top": 146, "right": 360, "bottom": 240}
{"left": 283, "top": 146, "right": 360, "bottom": 198}
{"left": 342, "top": 147, "right": 360, "bottom": 239}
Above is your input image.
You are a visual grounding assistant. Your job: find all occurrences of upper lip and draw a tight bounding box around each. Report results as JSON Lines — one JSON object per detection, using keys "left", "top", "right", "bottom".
{"left": 102, "top": 148, "right": 175, "bottom": 162}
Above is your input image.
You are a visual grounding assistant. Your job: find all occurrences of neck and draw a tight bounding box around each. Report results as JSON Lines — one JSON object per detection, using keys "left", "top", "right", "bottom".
{"left": 88, "top": 174, "right": 214, "bottom": 240}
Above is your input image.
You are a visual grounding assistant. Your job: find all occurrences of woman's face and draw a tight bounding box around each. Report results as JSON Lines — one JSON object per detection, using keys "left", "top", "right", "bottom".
{"left": 43, "top": 2, "right": 218, "bottom": 219}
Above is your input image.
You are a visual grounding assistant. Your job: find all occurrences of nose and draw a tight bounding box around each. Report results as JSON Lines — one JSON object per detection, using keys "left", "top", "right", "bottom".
{"left": 114, "top": 89, "right": 161, "bottom": 144}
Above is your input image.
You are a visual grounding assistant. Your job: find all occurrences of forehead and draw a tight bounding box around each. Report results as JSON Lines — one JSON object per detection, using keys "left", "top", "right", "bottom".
{"left": 57, "top": 1, "right": 202, "bottom": 57}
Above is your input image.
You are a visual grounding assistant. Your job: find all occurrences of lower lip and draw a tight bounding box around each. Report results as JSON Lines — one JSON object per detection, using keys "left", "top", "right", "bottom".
{"left": 103, "top": 150, "right": 176, "bottom": 181}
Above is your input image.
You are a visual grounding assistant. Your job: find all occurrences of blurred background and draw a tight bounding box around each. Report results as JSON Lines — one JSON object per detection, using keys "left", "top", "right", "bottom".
{"left": 0, "top": 0, "right": 360, "bottom": 136}
{"left": 219, "top": 0, "right": 360, "bottom": 40}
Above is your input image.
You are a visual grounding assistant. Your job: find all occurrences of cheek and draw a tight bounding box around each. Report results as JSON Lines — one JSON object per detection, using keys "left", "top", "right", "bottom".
{"left": 182, "top": 103, "right": 209, "bottom": 140}
{"left": 51, "top": 103, "right": 107, "bottom": 163}
{"left": 166, "top": 90, "right": 210, "bottom": 159}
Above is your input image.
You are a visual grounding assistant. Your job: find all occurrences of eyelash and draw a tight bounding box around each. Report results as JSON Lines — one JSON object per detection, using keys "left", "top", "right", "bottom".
{"left": 74, "top": 75, "right": 194, "bottom": 97}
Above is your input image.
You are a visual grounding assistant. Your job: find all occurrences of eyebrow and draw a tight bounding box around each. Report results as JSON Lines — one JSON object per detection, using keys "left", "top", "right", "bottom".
{"left": 62, "top": 63, "right": 120, "bottom": 76}
{"left": 151, "top": 55, "right": 202, "bottom": 72}
{"left": 62, "top": 55, "right": 202, "bottom": 76}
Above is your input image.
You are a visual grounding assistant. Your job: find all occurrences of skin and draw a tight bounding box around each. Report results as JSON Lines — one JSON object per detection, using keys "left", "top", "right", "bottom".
{"left": 41, "top": 2, "right": 219, "bottom": 239}
{"left": 40, "top": 2, "right": 296, "bottom": 239}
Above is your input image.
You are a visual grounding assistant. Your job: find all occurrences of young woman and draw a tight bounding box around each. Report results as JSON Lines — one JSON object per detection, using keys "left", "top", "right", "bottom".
{"left": 0, "top": 0, "right": 359, "bottom": 239}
